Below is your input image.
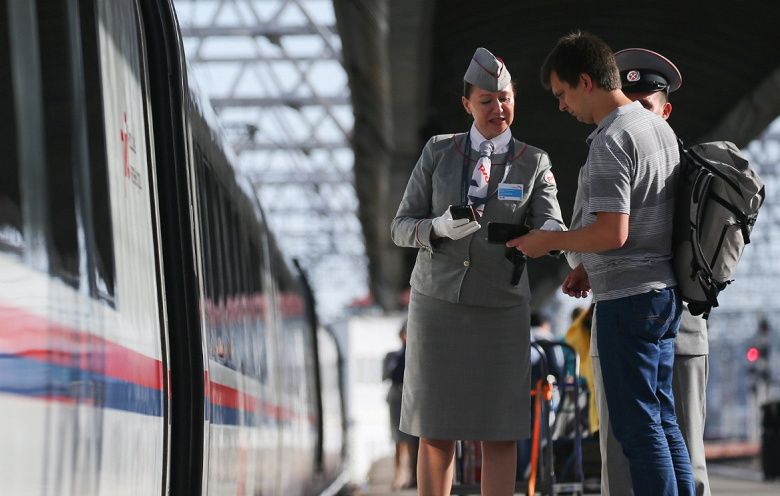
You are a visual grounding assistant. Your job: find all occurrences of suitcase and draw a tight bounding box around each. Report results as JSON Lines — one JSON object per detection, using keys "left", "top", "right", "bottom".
{"left": 761, "top": 401, "right": 780, "bottom": 480}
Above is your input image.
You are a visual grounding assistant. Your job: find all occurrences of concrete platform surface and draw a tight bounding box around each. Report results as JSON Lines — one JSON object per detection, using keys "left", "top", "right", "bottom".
{"left": 353, "top": 455, "right": 780, "bottom": 496}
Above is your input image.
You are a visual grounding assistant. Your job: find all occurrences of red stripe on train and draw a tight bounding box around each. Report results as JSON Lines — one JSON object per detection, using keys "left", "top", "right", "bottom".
{"left": 0, "top": 303, "right": 163, "bottom": 391}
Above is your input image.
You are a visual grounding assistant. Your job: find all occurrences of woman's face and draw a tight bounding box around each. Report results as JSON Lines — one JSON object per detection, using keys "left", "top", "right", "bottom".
{"left": 462, "top": 84, "right": 515, "bottom": 140}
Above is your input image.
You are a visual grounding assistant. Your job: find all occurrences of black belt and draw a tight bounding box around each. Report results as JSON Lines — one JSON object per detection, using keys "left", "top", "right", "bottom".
{"left": 507, "top": 249, "right": 527, "bottom": 285}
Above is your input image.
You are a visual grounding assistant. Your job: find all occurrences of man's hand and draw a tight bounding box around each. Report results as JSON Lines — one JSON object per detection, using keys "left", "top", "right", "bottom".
{"left": 505, "top": 229, "right": 551, "bottom": 258}
{"left": 562, "top": 263, "right": 591, "bottom": 298}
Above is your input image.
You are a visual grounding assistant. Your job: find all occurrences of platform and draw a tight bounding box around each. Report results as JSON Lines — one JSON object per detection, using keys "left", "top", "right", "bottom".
{"left": 354, "top": 454, "right": 780, "bottom": 496}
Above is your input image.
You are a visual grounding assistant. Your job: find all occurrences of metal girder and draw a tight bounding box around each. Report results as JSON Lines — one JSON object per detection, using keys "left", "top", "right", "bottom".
{"left": 244, "top": 170, "right": 353, "bottom": 184}
{"left": 174, "top": 0, "right": 367, "bottom": 320}
{"left": 180, "top": 25, "right": 337, "bottom": 38}
{"left": 209, "top": 95, "right": 350, "bottom": 108}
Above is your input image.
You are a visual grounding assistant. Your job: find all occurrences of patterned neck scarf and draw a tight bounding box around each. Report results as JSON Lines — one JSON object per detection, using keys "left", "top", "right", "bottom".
{"left": 468, "top": 139, "right": 493, "bottom": 216}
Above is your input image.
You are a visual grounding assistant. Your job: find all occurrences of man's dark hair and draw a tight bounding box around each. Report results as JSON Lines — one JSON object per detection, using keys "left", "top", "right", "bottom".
{"left": 540, "top": 30, "right": 621, "bottom": 91}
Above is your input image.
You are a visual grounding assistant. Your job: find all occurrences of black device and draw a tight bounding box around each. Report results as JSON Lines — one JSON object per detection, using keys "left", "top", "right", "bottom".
{"left": 487, "top": 222, "right": 530, "bottom": 244}
{"left": 449, "top": 205, "right": 476, "bottom": 222}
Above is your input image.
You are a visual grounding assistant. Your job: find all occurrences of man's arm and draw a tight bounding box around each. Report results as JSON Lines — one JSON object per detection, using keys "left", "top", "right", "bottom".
{"left": 506, "top": 211, "right": 628, "bottom": 258}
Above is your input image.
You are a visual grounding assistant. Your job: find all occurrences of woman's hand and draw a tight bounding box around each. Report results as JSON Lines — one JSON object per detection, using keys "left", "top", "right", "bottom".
{"left": 431, "top": 210, "right": 481, "bottom": 240}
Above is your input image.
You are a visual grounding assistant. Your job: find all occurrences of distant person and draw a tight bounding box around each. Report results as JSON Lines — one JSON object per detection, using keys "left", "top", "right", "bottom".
{"left": 391, "top": 46, "right": 566, "bottom": 495}
{"left": 382, "top": 322, "right": 418, "bottom": 489}
{"left": 530, "top": 312, "right": 564, "bottom": 378}
{"left": 529, "top": 312, "right": 553, "bottom": 367}
{"left": 511, "top": 31, "right": 694, "bottom": 495}
{"left": 564, "top": 303, "right": 597, "bottom": 436}
{"left": 583, "top": 47, "right": 711, "bottom": 496}
{"left": 522, "top": 312, "right": 564, "bottom": 479}
{"left": 530, "top": 312, "right": 554, "bottom": 343}
{"left": 570, "top": 305, "right": 587, "bottom": 323}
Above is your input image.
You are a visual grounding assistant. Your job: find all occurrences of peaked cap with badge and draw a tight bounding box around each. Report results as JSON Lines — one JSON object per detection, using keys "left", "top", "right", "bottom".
{"left": 464, "top": 47, "right": 512, "bottom": 92}
{"left": 615, "top": 48, "right": 682, "bottom": 94}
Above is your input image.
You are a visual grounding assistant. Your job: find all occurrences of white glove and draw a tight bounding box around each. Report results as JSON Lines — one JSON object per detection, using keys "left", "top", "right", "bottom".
{"left": 432, "top": 209, "right": 481, "bottom": 240}
{"left": 540, "top": 219, "right": 566, "bottom": 231}
{"left": 540, "top": 219, "right": 565, "bottom": 257}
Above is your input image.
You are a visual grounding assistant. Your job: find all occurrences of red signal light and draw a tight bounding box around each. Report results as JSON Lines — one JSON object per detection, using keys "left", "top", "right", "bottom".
{"left": 747, "top": 347, "right": 760, "bottom": 362}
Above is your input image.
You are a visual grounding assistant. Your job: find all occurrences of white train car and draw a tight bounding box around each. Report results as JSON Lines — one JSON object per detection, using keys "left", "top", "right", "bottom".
{"left": 0, "top": 1, "right": 348, "bottom": 495}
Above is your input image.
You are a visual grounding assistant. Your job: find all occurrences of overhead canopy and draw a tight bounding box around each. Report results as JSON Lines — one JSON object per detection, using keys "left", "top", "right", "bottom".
{"left": 334, "top": 0, "right": 780, "bottom": 311}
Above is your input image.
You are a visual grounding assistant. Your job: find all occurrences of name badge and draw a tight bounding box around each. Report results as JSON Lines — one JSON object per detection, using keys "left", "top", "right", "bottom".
{"left": 498, "top": 183, "right": 523, "bottom": 201}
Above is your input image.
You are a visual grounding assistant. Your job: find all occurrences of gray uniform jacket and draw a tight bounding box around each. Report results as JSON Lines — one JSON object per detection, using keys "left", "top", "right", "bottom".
{"left": 391, "top": 133, "right": 565, "bottom": 308}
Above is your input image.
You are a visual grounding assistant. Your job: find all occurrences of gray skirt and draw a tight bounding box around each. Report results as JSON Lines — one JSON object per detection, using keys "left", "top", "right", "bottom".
{"left": 388, "top": 385, "right": 418, "bottom": 443}
{"left": 400, "top": 290, "right": 531, "bottom": 441}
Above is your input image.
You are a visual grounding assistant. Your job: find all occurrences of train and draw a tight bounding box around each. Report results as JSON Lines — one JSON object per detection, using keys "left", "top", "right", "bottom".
{"left": 0, "top": 0, "right": 349, "bottom": 495}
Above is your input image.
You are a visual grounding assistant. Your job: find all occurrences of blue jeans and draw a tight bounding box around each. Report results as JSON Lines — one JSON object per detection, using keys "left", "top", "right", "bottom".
{"left": 596, "top": 288, "right": 695, "bottom": 496}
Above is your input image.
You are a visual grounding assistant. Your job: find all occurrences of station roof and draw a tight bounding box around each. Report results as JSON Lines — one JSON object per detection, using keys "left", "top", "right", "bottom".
{"left": 334, "top": 0, "right": 780, "bottom": 311}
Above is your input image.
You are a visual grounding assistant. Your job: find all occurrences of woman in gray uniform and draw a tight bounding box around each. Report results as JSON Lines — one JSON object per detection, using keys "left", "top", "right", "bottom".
{"left": 391, "top": 47, "right": 566, "bottom": 495}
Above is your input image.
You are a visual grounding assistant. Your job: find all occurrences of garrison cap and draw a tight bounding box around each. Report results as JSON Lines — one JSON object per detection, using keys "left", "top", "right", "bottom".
{"left": 464, "top": 47, "right": 512, "bottom": 92}
{"left": 615, "top": 48, "right": 682, "bottom": 94}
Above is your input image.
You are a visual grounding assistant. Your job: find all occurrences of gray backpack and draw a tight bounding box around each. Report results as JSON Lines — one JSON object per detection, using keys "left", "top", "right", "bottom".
{"left": 672, "top": 140, "right": 765, "bottom": 319}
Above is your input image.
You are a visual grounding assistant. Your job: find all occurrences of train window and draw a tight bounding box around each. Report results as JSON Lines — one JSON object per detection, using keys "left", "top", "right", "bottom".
{"left": 247, "top": 237, "right": 263, "bottom": 294}
{"left": 215, "top": 183, "right": 234, "bottom": 299}
{"left": 209, "top": 177, "right": 226, "bottom": 302}
{"left": 0, "top": 2, "right": 24, "bottom": 254}
{"left": 38, "top": 1, "right": 81, "bottom": 287}
{"left": 195, "top": 149, "right": 216, "bottom": 302}
{"left": 237, "top": 220, "right": 251, "bottom": 295}
{"left": 228, "top": 203, "right": 242, "bottom": 298}
{"left": 34, "top": 0, "right": 116, "bottom": 297}
{"left": 79, "top": 1, "right": 116, "bottom": 300}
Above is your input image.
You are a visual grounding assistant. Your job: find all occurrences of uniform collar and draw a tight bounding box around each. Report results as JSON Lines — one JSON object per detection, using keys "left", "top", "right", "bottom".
{"left": 470, "top": 124, "right": 512, "bottom": 154}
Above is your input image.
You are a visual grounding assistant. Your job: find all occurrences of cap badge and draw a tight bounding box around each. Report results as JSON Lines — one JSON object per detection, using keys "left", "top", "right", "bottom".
{"left": 627, "top": 70, "right": 641, "bottom": 82}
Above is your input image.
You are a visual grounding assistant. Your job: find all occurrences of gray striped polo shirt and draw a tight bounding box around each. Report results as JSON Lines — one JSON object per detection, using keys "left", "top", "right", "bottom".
{"left": 579, "top": 101, "right": 680, "bottom": 302}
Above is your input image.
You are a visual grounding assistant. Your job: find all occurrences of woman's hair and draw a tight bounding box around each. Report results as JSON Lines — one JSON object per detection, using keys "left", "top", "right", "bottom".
{"left": 463, "top": 79, "right": 515, "bottom": 99}
{"left": 540, "top": 30, "right": 621, "bottom": 91}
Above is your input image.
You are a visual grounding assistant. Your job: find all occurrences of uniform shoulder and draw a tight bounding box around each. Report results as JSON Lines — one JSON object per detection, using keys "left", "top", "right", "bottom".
{"left": 512, "top": 139, "right": 548, "bottom": 161}
{"left": 426, "top": 133, "right": 466, "bottom": 154}
{"left": 428, "top": 133, "right": 458, "bottom": 145}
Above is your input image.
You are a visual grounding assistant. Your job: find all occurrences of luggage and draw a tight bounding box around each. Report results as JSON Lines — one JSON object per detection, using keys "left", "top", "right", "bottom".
{"left": 672, "top": 140, "right": 765, "bottom": 318}
{"left": 761, "top": 401, "right": 780, "bottom": 480}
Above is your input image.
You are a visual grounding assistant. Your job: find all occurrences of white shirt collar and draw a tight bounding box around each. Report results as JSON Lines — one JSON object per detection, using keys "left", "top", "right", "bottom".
{"left": 469, "top": 124, "right": 512, "bottom": 155}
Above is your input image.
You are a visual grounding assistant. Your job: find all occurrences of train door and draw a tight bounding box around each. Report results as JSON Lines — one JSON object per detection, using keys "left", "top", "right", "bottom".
{"left": 135, "top": 0, "right": 208, "bottom": 494}
{"left": 92, "top": 0, "right": 171, "bottom": 492}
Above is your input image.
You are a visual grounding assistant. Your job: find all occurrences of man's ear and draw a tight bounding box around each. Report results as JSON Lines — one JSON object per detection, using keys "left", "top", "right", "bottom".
{"left": 580, "top": 73, "right": 593, "bottom": 92}
{"left": 663, "top": 102, "right": 673, "bottom": 120}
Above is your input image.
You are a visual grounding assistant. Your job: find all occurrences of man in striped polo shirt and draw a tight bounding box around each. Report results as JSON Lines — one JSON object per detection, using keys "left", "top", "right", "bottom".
{"left": 509, "top": 31, "right": 695, "bottom": 496}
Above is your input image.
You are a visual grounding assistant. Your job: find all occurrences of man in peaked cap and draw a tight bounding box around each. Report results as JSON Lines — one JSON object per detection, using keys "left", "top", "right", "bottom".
{"left": 617, "top": 48, "right": 682, "bottom": 95}
{"left": 588, "top": 48, "right": 712, "bottom": 496}
{"left": 464, "top": 47, "right": 513, "bottom": 92}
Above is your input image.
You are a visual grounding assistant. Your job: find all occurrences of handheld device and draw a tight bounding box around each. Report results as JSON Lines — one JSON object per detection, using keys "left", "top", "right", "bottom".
{"left": 487, "top": 222, "right": 530, "bottom": 244}
{"left": 449, "top": 205, "right": 477, "bottom": 222}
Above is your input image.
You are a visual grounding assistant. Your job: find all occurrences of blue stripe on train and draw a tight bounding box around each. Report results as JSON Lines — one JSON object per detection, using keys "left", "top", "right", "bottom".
{"left": 0, "top": 355, "right": 164, "bottom": 417}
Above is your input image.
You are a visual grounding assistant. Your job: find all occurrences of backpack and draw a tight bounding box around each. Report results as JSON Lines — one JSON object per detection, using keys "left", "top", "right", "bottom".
{"left": 672, "top": 139, "right": 765, "bottom": 319}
